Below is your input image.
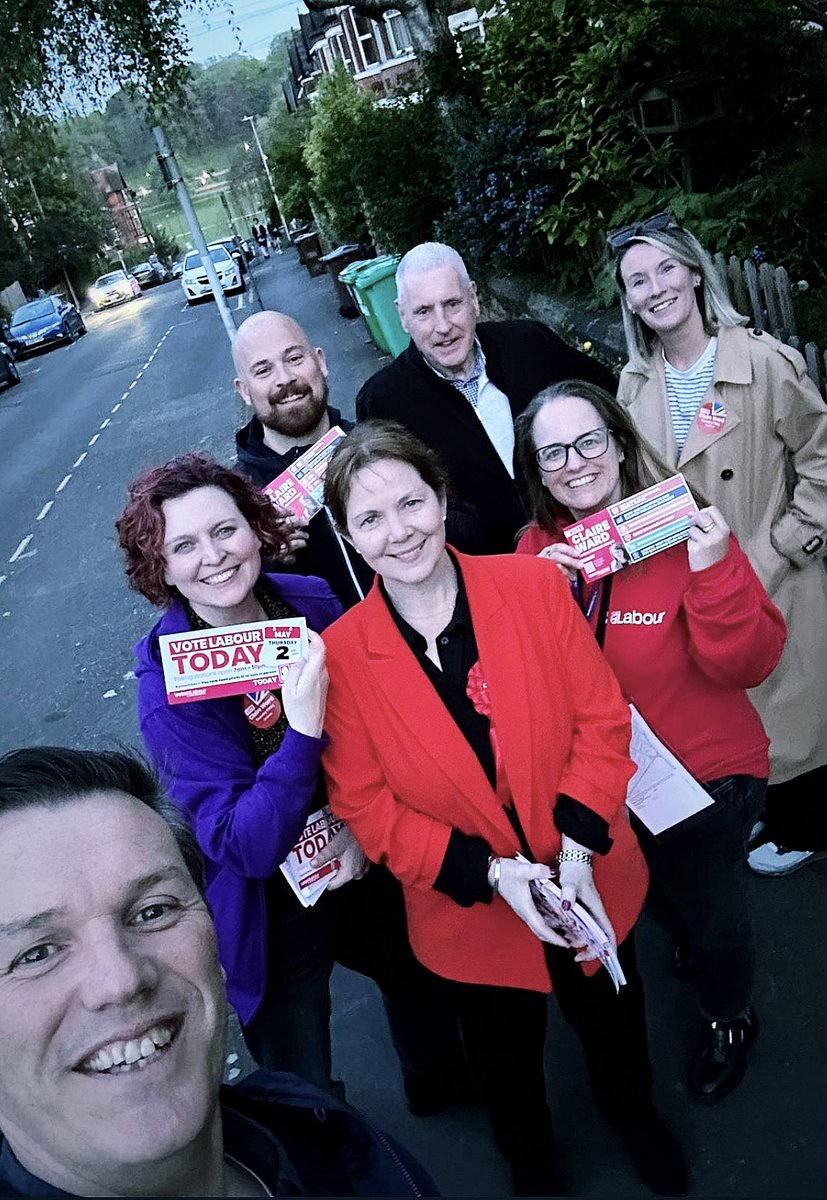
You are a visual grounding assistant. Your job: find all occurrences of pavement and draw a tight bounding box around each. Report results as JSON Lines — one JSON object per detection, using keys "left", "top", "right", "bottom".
{"left": 1, "top": 248, "right": 826, "bottom": 1196}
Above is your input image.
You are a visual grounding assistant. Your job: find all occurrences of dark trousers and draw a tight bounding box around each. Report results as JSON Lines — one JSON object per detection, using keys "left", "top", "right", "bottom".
{"left": 449, "top": 935, "right": 654, "bottom": 1185}
{"left": 633, "top": 774, "right": 766, "bottom": 1020}
{"left": 763, "top": 763, "right": 827, "bottom": 849}
{"left": 241, "top": 866, "right": 464, "bottom": 1093}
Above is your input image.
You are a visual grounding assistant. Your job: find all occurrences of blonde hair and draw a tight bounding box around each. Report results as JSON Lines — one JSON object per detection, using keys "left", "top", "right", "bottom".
{"left": 614, "top": 226, "right": 747, "bottom": 372}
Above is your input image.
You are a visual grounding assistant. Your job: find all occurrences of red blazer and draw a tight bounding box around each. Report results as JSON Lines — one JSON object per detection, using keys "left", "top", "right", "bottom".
{"left": 322, "top": 551, "right": 647, "bottom": 992}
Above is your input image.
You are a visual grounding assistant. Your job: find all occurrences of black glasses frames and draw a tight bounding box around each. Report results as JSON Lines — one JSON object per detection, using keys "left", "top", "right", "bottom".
{"left": 534, "top": 428, "right": 612, "bottom": 472}
{"left": 606, "top": 210, "right": 679, "bottom": 252}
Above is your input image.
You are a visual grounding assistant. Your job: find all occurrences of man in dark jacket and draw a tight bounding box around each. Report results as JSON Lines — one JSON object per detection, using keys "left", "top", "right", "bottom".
{"left": 0, "top": 746, "right": 437, "bottom": 1198}
{"left": 234, "top": 310, "right": 373, "bottom": 608}
{"left": 356, "top": 241, "right": 617, "bottom": 554}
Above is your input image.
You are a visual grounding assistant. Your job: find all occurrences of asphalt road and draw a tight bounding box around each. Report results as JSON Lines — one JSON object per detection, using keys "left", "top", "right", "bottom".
{"left": 1, "top": 251, "right": 825, "bottom": 1197}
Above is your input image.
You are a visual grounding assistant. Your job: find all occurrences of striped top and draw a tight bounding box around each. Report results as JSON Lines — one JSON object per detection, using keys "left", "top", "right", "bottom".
{"left": 663, "top": 337, "right": 718, "bottom": 452}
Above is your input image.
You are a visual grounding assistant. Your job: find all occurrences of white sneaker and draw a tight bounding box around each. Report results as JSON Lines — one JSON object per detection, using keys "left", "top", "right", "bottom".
{"left": 747, "top": 841, "right": 827, "bottom": 876}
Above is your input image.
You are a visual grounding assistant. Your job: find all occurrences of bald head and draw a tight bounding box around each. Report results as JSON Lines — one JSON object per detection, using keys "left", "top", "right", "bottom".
{"left": 232, "top": 311, "right": 309, "bottom": 375}
{"left": 233, "top": 310, "right": 330, "bottom": 449}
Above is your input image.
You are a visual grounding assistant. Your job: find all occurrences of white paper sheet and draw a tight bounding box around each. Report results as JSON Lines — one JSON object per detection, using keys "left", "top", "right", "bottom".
{"left": 626, "top": 705, "right": 714, "bottom": 835}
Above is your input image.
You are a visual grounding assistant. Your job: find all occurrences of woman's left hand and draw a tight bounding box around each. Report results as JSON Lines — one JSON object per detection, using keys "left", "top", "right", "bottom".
{"left": 310, "top": 822, "right": 369, "bottom": 890}
{"left": 687, "top": 506, "right": 730, "bottom": 572}
{"left": 558, "top": 842, "right": 618, "bottom": 963}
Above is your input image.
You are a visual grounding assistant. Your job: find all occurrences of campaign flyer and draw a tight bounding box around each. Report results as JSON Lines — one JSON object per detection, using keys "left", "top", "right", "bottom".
{"left": 280, "top": 806, "right": 344, "bottom": 907}
{"left": 263, "top": 425, "right": 347, "bottom": 523}
{"left": 562, "top": 473, "right": 698, "bottom": 581}
{"left": 159, "top": 618, "right": 308, "bottom": 705}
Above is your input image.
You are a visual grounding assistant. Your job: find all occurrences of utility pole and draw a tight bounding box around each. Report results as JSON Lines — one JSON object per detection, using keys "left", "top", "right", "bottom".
{"left": 153, "top": 124, "right": 236, "bottom": 347}
{"left": 219, "top": 191, "right": 237, "bottom": 238}
{"left": 241, "top": 115, "right": 290, "bottom": 244}
{"left": 27, "top": 175, "right": 80, "bottom": 309}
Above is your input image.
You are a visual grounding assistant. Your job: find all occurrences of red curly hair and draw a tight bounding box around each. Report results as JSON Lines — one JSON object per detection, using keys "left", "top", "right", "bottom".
{"left": 116, "top": 452, "right": 288, "bottom": 607}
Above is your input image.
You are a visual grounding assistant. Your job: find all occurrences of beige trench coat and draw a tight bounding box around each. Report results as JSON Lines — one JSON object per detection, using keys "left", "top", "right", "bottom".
{"left": 619, "top": 325, "right": 827, "bottom": 784}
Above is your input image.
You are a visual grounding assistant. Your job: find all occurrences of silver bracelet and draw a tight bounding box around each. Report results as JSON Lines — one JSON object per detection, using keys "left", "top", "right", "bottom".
{"left": 489, "top": 856, "right": 502, "bottom": 894}
{"left": 558, "top": 848, "right": 593, "bottom": 867}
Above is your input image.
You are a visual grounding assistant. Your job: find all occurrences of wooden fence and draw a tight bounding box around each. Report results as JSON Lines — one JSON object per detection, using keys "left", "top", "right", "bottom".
{"left": 713, "top": 253, "right": 827, "bottom": 399}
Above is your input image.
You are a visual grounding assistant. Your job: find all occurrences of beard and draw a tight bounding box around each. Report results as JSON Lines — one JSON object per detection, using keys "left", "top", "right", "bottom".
{"left": 258, "top": 379, "right": 329, "bottom": 438}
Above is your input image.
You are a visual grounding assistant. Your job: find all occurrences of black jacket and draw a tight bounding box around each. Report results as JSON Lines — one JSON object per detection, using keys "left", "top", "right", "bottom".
{"left": 235, "top": 407, "right": 374, "bottom": 610}
{"left": 0, "top": 1069, "right": 438, "bottom": 1197}
{"left": 356, "top": 320, "right": 617, "bottom": 554}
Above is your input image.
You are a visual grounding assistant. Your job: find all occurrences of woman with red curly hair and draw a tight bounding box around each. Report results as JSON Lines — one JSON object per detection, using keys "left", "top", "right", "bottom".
{"left": 117, "top": 452, "right": 462, "bottom": 1102}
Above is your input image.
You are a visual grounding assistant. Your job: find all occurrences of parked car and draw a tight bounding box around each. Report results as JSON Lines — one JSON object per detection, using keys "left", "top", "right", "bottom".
{"left": 181, "top": 246, "right": 245, "bottom": 304}
{"left": 0, "top": 343, "right": 20, "bottom": 389}
{"left": 89, "top": 269, "right": 142, "bottom": 311}
{"left": 130, "top": 260, "right": 167, "bottom": 288}
{"left": 208, "top": 237, "right": 248, "bottom": 276}
{"left": 6, "top": 296, "right": 87, "bottom": 357}
{"left": 170, "top": 258, "right": 185, "bottom": 279}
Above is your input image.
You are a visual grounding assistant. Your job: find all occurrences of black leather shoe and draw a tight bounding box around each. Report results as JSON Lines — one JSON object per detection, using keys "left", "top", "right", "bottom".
{"left": 689, "top": 1008, "right": 759, "bottom": 1103}
{"left": 673, "top": 943, "right": 695, "bottom": 981}
{"left": 613, "top": 1106, "right": 689, "bottom": 1196}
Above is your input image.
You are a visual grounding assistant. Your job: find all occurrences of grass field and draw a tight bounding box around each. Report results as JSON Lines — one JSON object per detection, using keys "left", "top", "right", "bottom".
{"left": 131, "top": 143, "right": 270, "bottom": 256}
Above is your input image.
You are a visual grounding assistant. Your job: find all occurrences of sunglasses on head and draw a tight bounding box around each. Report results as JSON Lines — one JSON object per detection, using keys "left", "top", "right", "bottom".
{"left": 606, "top": 210, "right": 678, "bottom": 252}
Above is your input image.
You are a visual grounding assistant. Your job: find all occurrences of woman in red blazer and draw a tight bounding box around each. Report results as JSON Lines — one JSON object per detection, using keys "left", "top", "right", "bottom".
{"left": 321, "top": 421, "right": 687, "bottom": 1197}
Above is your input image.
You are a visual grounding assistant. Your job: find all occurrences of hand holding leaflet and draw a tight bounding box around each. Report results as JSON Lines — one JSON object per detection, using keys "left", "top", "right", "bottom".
{"left": 516, "top": 854, "right": 627, "bottom": 991}
{"left": 280, "top": 806, "right": 344, "bottom": 907}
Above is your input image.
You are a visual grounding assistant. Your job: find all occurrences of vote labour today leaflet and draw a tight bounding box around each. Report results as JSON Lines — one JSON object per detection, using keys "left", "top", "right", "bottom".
{"left": 158, "top": 618, "right": 309, "bottom": 705}
{"left": 562, "top": 473, "right": 698, "bottom": 582}
{"left": 280, "top": 806, "right": 344, "bottom": 907}
{"left": 263, "top": 425, "right": 347, "bottom": 523}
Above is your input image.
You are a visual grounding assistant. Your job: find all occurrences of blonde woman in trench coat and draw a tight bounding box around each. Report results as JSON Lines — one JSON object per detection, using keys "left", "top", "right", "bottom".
{"left": 609, "top": 213, "right": 827, "bottom": 877}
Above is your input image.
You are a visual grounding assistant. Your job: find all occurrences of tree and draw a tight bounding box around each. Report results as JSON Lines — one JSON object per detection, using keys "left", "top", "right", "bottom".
{"left": 0, "top": 0, "right": 222, "bottom": 120}
{"left": 303, "top": 67, "right": 375, "bottom": 242}
{"left": 0, "top": 119, "right": 107, "bottom": 293}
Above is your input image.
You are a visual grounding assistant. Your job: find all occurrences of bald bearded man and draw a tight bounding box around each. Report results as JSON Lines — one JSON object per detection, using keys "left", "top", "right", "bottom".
{"left": 233, "top": 311, "right": 373, "bottom": 608}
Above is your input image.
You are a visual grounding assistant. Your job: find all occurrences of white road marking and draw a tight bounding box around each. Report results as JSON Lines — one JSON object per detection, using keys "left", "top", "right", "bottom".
{"left": 9, "top": 535, "right": 33, "bottom": 563}
{"left": 4, "top": 325, "right": 176, "bottom": 582}
{"left": 234, "top": 294, "right": 244, "bottom": 310}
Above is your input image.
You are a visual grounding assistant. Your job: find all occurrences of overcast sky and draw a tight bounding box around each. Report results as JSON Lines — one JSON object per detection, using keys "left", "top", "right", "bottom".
{"left": 183, "top": 0, "right": 303, "bottom": 62}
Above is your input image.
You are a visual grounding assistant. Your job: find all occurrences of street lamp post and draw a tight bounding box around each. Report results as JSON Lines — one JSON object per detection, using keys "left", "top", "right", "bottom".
{"left": 241, "top": 115, "right": 290, "bottom": 244}
{"left": 153, "top": 124, "right": 237, "bottom": 347}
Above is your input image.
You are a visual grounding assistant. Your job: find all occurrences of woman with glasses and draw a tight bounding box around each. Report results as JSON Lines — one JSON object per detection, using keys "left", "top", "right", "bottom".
{"left": 607, "top": 213, "right": 827, "bottom": 883}
{"left": 320, "top": 420, "right": 687, "bottom": 1197}
{"left": 515, "top": 380, "right": 786, "bottom": 1104}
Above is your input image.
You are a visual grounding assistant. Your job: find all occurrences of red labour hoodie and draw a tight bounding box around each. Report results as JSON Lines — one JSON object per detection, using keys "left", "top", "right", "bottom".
{"left": 516, "top": 527, "right": 787, "bottom": 782}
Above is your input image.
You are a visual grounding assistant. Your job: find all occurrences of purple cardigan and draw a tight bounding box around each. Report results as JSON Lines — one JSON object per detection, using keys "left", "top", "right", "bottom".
{"left": 135, "top": 573, "right": 343, "bottom": 1024}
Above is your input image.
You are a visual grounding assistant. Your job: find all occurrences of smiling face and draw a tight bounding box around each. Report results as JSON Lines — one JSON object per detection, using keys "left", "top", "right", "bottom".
{"left": 0, "top": 792, "right": 227, "bottom": 1194}
{"left": 234, "top": 313, "right": 329, "bottom": 439}
{"left": 162, "top": 486, "right": 261, "bottom": 625}
{"left": 532, "top": 395, "right": 624, "bottom": 520}
{"left": 396, "top": 266, "right": 480, "bottom": 378}
{"left": 344, "top": 458, "right": 448, "bottom": 587}
{"left": 619, "top": 241, "right": 704, "bottom": 341}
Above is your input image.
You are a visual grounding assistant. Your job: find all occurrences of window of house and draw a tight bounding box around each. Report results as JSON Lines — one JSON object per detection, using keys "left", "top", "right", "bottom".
{"left": 384, "top": 10, "right": 413, "bottom": 57}
{"left": 353, "top": 13, "right": 381, "bottom": 66}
